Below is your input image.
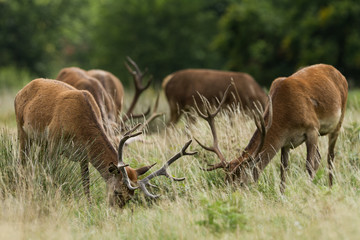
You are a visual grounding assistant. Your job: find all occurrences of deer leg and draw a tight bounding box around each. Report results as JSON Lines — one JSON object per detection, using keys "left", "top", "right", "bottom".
{"left": 305, "top": 130, "right": 321, "bottom": 179}
{"left": 18, "top": 127, "right": 31, "bottom": 165}
{"left": 280, "top": 147, "right": 290, "bottom": 194}
{"left": 168, "top": 102, "right": 181, "bottom": 124}
{"left": 328, "top": 132, "right": 339, "bottom": 187}
{"left": 80, "top": 160, "right": 91, "bottom": 203}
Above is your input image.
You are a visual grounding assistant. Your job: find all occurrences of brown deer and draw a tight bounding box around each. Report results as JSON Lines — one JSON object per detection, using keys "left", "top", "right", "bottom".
{"left": 56, "top": 67, "right": 117, "bottom": 130}
{"left": 87, "top": 69, "right": 124, "bottom": 119}
{"left": 15, "top": 78, "right": 196, "bottom": 207}
{"left": 194, "top": 64, "right": 348, "bottom": 192}
{"left": 162, "top": 69, "right": 268, "bottom": 124}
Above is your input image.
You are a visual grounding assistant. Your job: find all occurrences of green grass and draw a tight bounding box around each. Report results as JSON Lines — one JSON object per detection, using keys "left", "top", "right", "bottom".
{"left": 1, "top": 87, "right": 360, "bottom": 239}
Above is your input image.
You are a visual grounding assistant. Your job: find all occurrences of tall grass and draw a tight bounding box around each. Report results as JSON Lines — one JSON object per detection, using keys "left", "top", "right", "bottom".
{"left": 0, "top": 89, "right": 360, "bottom": 239}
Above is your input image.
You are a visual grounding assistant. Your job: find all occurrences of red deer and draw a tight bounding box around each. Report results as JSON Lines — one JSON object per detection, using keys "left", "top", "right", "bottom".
{"left": 162, "top": 69, "right": 268, "bottom": 124}
{"left": 15, "top": 78, "right": 196, "bottom": 207}
{"left": 194, "top": 64, "right": 348, "bottom": 192}
{"left": 87, "top": 69, "right": 124, "bottom": 119}
{"left": 56, "top": 67, "right": 117, "bottom": 130}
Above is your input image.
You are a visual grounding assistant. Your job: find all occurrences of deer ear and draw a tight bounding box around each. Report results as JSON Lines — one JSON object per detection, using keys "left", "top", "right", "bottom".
{"left": 108, "top": 163, "right": 120, "bottom": 175}
{"left": 135, "top": 162, "right": 157, "bottom": 177}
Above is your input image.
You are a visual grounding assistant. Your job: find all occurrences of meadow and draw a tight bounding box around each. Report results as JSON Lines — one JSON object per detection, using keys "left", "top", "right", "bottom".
{"left": 1, "top": 79, "right": 360, "bottom": 240}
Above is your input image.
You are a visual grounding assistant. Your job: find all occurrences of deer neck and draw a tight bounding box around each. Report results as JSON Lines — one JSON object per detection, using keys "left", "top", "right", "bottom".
{"left": 85, "top": 131, "right": 137, "bottom": 183}
{"left": 85, "top": 130, "right": 119, "bottom": 181}
{"left": 234, "top": 127, "right": 283, "bottom": 181}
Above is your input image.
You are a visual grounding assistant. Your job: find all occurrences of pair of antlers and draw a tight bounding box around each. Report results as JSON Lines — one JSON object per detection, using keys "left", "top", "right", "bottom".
{"left": 121, "top": 56, "right": 163, "bottom": 131}
{"left": 117, "top": 123, "right": 197, "bottom": 198}
{"left": 193, "top": 85, "right": 273, "bottom": 171}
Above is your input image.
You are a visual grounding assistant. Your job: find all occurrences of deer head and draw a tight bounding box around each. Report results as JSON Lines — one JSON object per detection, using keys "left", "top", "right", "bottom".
{"left": 193, "top": 85, "right": 273, "bottom": 186}
{"left": 106, "top": 124, "right": 197, "bottom": 207}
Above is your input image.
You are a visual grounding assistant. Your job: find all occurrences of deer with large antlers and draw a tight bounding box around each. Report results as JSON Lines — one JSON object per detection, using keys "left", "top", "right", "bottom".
{"left": 162, "top": 69, "right": 267, "bottom": 124}
{"left": 15, "top": 78, "right": 196, "bottom": 207}
{"left": 194, "top": 64, "right": 348, "bottom": 192}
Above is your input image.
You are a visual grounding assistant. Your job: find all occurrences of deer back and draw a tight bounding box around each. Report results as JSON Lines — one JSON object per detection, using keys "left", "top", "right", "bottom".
{"left": 56, "top": 67, "right": 117, "bottom": 127}
{"left": 87, "top": 69, "right": 124, "bottom": 117}
{"left": 162, "top": 69, "right": 267, "bottom": 116}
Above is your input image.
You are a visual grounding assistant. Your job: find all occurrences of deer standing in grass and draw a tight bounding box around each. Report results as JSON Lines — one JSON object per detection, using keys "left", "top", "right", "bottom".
{"left": 194, "top": 64, "right": 348, "bottom": 192}
{"left": 162, "top": 69, "right": 267, "bottom": 124}
{"left": 15, "top": 78, "right": 196, "bottom": 207}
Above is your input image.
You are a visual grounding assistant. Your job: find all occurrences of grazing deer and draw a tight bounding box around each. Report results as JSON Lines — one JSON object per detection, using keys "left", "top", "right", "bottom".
{"left": 194, "top": 64, "right": 348, "bottom": 192}
{"left": 15, "top": 78, "right": 196, "bottom": 207}
{"left": 87, "top": 69, "right": 124, "bottom": 119}
{"left": 162, "top": 69, "right": 267, "bottom": 124}
{"left": 56, "top": 67, "right": 117, "bottom": 130}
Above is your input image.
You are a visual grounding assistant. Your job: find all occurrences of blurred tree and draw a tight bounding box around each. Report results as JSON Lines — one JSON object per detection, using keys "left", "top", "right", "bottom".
{"left": 214, "top": 0, "right": 360, "bottom": 87}
{"left": 0, "top": 0, "right": 90, "bottom": 77}
{"left": 90, "top": 0, "right": 230, "bottom": 85}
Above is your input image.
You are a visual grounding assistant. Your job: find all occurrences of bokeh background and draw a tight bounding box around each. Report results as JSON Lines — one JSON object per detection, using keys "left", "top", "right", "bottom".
{"left": 1, "top": 0, "right": 359, "bottom": 89}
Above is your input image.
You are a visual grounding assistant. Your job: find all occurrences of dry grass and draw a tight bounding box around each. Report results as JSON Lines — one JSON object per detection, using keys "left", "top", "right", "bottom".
{"left": 1, "top": 88, "right": 360, "bottom": 239}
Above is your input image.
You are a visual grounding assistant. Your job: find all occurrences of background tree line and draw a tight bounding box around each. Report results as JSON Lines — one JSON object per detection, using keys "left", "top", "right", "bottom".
{"left": 1, "top": 0, "right": 359, "bottom": 88}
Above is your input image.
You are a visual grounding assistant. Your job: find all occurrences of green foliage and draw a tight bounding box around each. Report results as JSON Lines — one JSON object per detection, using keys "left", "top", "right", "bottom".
{"left": 197, "top": 193, "right": 247, "bottom": 233}
{"left": 214, "top": 0, "right": 360, "bottom": 86}
{"left": 0, "top": 65, "right": 33, "bottom": 89}
{"left": 90, "top": 0, "right": 228, "bottom": 85}
{"left": 0, "top": 0, "right": 91, "bottom": 77}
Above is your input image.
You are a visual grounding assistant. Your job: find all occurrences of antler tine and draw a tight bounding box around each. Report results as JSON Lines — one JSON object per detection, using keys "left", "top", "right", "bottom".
{"left": 251, "top": 95, "right": 273, "bottom": 159}
{"left": 192, "top": 85, "right": 232, "bottom": 170}
{"left": 125, "top": 56, "right": 153, "bottom": 91}
{"left": 126, "top": 56, "right": 142, "bottom": 76}
{"left": 210, "top": 85, "right": 232, "bottom": 117}
{"left": 127, "top": 106, "right": 151, "bottom": 119}
{"left": 193, "top": 94, "right": 208, "bottom": 119}
{"left": 124, "top": 57, "right": 153, "bottom": 118}
{"left": 117, "top": 123, "right": 143, "bottom": 191}
{"left": 138, "top": 140, "right": 197, "bottom": 198}
{"left": 200, "top": 161, "right": 227, "bottom": 171}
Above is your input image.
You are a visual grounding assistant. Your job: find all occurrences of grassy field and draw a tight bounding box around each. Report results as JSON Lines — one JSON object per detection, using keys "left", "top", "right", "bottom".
{"left": 1, "top": 85, "right": 360, "bottom": 240}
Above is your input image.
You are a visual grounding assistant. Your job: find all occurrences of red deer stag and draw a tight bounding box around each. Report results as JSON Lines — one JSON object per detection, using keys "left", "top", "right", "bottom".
{"left": 162, "top": 69, "right": 267, "bottom": 124}
{"left": 56, "top": 67, "right": 117, "bottom": 130}
{"left": 15, "top": 78, "right": 196, "bottom": 207}
{"left": 194, "top": 64, "right": 348, "bottom": 192}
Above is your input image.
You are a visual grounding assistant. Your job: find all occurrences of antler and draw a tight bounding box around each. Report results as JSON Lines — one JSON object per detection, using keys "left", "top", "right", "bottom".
{"left": 193, "top": 85, "right": 231, "bottom": 171}
{"left": 250, "top": 95, "right": 273, "bottom": 159}
{"left": 124, "top": 56, "right": 152, "bottom": 118}
{"left": 138, "top": 140, "right": 197, "bottom": 198}
{"left": 117, "top": 123, "right": 143, "bottom": 191}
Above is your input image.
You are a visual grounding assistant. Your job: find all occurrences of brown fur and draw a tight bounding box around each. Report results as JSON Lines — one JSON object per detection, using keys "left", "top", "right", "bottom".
{"left": 87, "top": 69, "right": 124, "bottom": 119}
{"left": 225, "top": 64, "right": 348, "bottom": 191}
{"left": 15, "top": 78, "right": 143, "bottom": 207}
{"left": 56, "top": 67, "right": 117, "bottom": 129}
{"left": 162, "top": 69, "right": 267, "bottom": 123}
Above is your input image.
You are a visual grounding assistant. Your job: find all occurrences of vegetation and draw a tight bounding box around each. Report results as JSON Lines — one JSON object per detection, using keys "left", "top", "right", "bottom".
{"left": 1, "top": 0, "right": 360, "bottom": 86}
{"left": 1, "top": 0, "right": 360, "bottom": 238}
{"left": 1, "top": 88, "right": 360, "bottom": 239}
